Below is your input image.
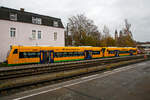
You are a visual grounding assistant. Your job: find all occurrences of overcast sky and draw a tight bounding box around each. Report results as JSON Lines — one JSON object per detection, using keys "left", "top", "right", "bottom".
{"left": 0, "top": 0, "right": 150, "bottom": 42}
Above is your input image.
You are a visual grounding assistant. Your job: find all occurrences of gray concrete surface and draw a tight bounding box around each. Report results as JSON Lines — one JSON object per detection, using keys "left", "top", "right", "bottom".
{"left": 1, "top": 60, "right": 150, "bottom": 100}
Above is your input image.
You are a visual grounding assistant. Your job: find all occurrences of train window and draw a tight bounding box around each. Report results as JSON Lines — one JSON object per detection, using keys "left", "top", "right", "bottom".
{"left": 81, "top": 52, "right": 84, "bottom": 56}
{"left": 71, "top": 52, "right": 74, "bottom": 56}
{"left": 130, "top": 50, "right": 136, "bottom": 53}
{"left": 74, "top": 52, "right": 76, "bottom": 56}
{"left": 19, "top": 52, "right": 40, "bottom": 58}
{"left": 54, "top": 52, "right": 60, "bottom": 57}
{"left": 119, "top": 51, "right": 129, "bottom": 54}
{"left": 54, "top": 52, "right": 84, "bottom": 58}
{"left": 108, "top": 50, "right": 115, "bottom": 54}
{"left": 19, "top": 52, "right": 24, "bottom": 58}
{"left": 57, "top": 52, "right": 63, "bottom": 57}
{"left": 75, "top": 52, "right": 79, "bottom": 56}
{"left": 133, "top": 50, "right": 137, "bottom": 53}
{"left": 63, "top": 52, "right": 67, "bottom": 57}
{"left": 73, "top": 52, "right": 77, "bottom": 56}
{"left": 68, "top": 52, "right": 72, "bottom": 56}
{"left": 73, "top": 52, "right": 80, "bottom": 56}
{"left": 78, "top": 52, "right": 83, "bottom": 56}
{"left": 13, "top": 49, "right": 18, "bottom": 54}
{"left": 58, "top": 52, "right": 63, "bottom": 57}
{"left": 54, "top": 52, "right": 57, "bottom": 57}
{"left": 92, "top": 51, "right": 100, "bottom": 55}
{"left": 75, "top": 52, "right": 78, "bottom": 56}
{"left": 78, "top": 52, "right": 80, "bottom": 56}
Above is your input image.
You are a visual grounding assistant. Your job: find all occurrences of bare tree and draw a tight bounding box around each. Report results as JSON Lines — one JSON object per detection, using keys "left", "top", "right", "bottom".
{"left": 67, "top": 14, "right": 101, "bottom": 46}
{"left": 125, "top": 19, "right": 131, "bottom": 31}
{"left": 117, "top": 19, "right": 136, "bottom": 47}
{"left": 123, "top": 19, "right": 132, "bottom": 37}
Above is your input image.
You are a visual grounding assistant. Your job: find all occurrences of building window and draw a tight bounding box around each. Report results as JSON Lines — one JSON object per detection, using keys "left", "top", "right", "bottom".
{"left": 54, "top": 32, "right": 57, "bottom": 40}
{"left": 10, "top": 13, "right": 17, "bottom": 21}
{"left": 38, "top": 31, "right": 41, "bottom": 39}
{"left": 32, "top": 30, "right": 36, "bottom": 39}
{"left": 10, "top": 28, "right": 16, "bottom": 37}
{"left": 53, "top": 21, "right": 58, "bottom": 27}
{"left": 32, "top": 17, "right": 42, "bottom": 24}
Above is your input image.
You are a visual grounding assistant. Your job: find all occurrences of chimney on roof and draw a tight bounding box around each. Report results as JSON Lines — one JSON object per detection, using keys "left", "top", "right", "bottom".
{"left": 20, "top": 8, "right": 24, "bottom": 12}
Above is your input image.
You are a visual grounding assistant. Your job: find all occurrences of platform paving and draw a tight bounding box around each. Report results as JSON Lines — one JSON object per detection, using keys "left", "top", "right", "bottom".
{"left": 1, "top": 60, "right": 150, "bottom": 100}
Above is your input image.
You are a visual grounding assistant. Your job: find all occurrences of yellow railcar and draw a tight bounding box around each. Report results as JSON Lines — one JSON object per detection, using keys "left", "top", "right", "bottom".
{"left": 7, "top": 46, "right": 137, "bottom": 65}
{"left": 104, "top": 47, "right": 137, "bottom": 57}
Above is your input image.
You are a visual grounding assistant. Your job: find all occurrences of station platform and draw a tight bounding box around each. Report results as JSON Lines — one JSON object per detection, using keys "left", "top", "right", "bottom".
{"left": 1, "top": 60, "right": 150, "bottom": 100}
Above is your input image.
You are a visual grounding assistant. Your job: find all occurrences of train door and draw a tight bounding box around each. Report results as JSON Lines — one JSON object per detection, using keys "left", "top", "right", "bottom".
{"left": 114, "top": 50, "right": 119, "bottom": 57}
{"left": 49, "top": 50, "right": 54, "bottom": 63}
{"left": 40, "top": 50, "right": 54, "bottom": 63}
{"left": 102, "top": 48, "right": 105, "bottom": 57}
{"left": 40, "top": 51, "right": 50, "bottom": 64}
{"left": 84, "top": 50, "right": 92, "bottom": 60}
{"left": 129, "top": 50, "right": 133, "bottom": 55}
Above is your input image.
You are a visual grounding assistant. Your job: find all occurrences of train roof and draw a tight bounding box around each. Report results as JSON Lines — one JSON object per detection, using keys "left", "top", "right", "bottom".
{"left": 11, "top": 46, "right": 137, "bottom": 50}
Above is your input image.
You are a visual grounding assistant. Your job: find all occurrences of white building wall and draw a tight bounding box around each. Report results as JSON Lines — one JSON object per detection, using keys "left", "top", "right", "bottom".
{"left": 0, "top": 19, "right": 65, "bottom": 62}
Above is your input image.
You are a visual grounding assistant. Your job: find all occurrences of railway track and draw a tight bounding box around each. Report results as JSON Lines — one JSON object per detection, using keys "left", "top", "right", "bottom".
{"left": 0, "top": 55, "right": 149, "bottom": 96}
{"left": 0, "top": 55, "right": 144, "bottom": 80}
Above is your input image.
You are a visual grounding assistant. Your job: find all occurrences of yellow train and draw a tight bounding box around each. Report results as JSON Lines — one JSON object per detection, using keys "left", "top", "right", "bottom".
{"left": 7, "top": 46, "right": 137, "bottom": 65}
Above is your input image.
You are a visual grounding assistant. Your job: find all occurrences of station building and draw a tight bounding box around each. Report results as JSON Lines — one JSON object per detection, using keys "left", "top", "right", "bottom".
{"left": 0, "top": 7, "right": 65, "bottom": 62}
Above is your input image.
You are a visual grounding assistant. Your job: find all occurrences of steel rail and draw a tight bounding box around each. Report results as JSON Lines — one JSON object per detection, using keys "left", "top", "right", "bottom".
{"left": 0, "top": 55, "right": 144, "bottom": 80}
{"left": 0, "top": 55, "right": 146, "bottom": 80}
